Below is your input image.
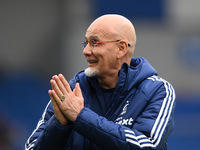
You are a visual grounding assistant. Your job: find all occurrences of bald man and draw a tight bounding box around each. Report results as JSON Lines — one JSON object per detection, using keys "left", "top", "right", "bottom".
{"left": 25, "top": 14, "right": 175, "bottom": 150}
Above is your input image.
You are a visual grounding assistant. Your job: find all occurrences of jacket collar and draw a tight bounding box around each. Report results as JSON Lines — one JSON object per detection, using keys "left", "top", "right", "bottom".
{"left": 85, "top": 57, "right": 157, "bottom": 92}
{"left": 117, "top": 57, "right": 158, "bottom": 91}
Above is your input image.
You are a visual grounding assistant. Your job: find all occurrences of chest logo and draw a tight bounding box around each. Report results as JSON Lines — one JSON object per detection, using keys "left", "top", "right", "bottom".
{"left": 115, "top": 117, "right": 134, "bottom": 126}
{"left": 114, "top": 100, "right": 134, "bottom": 126}
{"left": 120, "top": 101, "right": 129, "bottom": 115}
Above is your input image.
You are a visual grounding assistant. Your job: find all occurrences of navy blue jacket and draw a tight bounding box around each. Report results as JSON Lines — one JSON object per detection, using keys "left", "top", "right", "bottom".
{"left": 25, "top": 57, "right": 176, "bottom": 150}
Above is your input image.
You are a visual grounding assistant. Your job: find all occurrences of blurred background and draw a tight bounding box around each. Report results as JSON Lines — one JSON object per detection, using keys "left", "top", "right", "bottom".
{"left": 0, "top": 0, "right": 200, "bottom": 149}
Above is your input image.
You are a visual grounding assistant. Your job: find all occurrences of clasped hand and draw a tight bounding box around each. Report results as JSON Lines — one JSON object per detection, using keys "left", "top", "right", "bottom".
{"left": 48, "top": 74, "right": 84, "bottom": 125}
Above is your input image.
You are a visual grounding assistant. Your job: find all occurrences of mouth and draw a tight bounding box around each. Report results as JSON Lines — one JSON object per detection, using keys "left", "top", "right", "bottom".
{"left": 87, "top": 60, "right": 98, "bottom": 67}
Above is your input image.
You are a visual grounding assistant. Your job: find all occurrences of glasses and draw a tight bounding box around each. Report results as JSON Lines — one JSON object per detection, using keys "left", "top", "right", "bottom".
{"left": 82, "top": 40, "right": 131, "bottom": 48}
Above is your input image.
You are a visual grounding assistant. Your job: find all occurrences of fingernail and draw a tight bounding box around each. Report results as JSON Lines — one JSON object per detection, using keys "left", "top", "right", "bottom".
{"left": 50, "top": 79, "right": 55, "bottom": 83}
{"left": 59, "top": 74, "right": 63, "bottom": 77}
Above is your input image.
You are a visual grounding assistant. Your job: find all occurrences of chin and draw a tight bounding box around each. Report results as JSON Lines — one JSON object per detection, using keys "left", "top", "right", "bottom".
{"left": 84, "top": 68, "right": 99, "bottom": 77}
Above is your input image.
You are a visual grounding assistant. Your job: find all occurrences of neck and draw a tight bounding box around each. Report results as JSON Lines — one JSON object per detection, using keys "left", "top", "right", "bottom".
{"left": 97, "top": 72, "right": 119, "bottom": 89}
{"left": 97, "top": 58, "right": 131, "bottom": 89}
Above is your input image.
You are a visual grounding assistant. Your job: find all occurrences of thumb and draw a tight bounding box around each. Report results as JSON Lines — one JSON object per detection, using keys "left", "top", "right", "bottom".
{"left": 75, "top": 83, "right": 82, "bottom": 97}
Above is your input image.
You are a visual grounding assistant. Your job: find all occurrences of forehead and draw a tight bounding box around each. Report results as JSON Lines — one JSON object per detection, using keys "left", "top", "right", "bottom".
{"left": 85, "top": 23, "right": 111, "bottom": 40}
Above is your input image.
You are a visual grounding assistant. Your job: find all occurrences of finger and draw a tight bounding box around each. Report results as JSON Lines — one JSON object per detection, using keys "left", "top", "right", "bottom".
{"left": 74, "top": 83, "right": 83, "bottom": 97}
{"left": 49, "top": 89, "right": 60, "bottom": 110}
{"left": 73, "top": 88, "right": 76, "bottom": 95}
{"left": 50, "top": 89, "right": 63, "bottom": 107}
{"left": 49, "top": 90, "right": 68, "bottom": 125}
{"left": 58, "top": 74, "right": 72, "bottom": 93}
{"left": 49, "top": 90, "right": 57, "bottom": 107}
{"left": 53, "top": 75, "right": 67, "bottom": 95}
{"left": 49, "top": 90, "right": 57, "bottom": 104}
{"left": 50, "top": 79, "right": 63, "bottom": 100}
{"left": 48, "top": 89, "right": 53, "bottom": 99}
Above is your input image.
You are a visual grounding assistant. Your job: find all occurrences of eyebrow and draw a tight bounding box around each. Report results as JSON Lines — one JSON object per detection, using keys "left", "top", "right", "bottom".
{"left": 85, "top": 35, "right": 100, "bottom": 41}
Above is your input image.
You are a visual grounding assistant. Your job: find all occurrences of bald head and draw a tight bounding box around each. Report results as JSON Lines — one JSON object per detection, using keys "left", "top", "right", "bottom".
{"left": 87, "top": 14, "right": 136, "bottom": 57}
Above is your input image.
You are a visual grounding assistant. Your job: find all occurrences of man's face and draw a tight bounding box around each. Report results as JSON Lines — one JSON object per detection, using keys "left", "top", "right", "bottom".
{"left": 83, "top": 25, "right": 119, "bottom": 77}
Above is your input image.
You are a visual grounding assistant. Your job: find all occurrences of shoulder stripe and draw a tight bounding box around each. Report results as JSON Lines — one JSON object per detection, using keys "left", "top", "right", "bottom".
{"left": 124, "top": 75, "right": 175, "bottom": 148}
{"left": 149, "top": 76, "right": 175, "bottom": 145}
{"left": 25, "top": 100, "right": 51, "bottom": 150}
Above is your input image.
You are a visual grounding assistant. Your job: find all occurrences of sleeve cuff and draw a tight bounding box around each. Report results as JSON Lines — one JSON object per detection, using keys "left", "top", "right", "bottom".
{"left": 46, "top": 115, "right": 73, "bottom": 132}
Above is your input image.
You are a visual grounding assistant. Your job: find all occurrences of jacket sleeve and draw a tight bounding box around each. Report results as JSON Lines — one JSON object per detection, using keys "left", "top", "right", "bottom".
{"left": 25, "top": 100, "right": 73, "bottom": 150}
{"left": 73, "top": 76, "right": 176, "bottom": 150}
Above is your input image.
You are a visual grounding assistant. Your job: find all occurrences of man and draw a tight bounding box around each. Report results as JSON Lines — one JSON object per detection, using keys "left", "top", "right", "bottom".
{"left": 25, "top": 14, "right": 175, "bottom": 150}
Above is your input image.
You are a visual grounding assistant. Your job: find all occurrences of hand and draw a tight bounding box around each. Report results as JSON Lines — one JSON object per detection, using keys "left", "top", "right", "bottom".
{"left": 49, "top": 90, "right": 68, "bottom": 125}
{"left": 50, "top": 74, "right": 84, "bottom": 123}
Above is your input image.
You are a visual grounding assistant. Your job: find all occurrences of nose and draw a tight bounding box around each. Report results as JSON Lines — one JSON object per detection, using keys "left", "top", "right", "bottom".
{"left": 83, "top": 44, "right": 92, "bottom": 56}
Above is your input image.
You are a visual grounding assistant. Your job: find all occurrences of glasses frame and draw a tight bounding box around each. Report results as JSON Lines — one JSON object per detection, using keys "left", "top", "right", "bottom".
{"left": 82, "top": 40, "right": 131, "bottom": 48}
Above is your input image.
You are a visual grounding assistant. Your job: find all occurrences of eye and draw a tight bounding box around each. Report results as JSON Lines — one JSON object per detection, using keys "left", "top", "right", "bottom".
{"left": 90, "top": 40, "right": 97, "bottom": 46}
{"left": 91, "top": 39, "right": 102, "bottom": 47}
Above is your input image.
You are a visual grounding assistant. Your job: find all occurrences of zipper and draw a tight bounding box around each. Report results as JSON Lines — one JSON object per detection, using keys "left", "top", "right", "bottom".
{"left": 105, "top": 70, "right": 128, "bottom": 119}
{"left": 104, "top": 86, "right": 125, "bottom": 119}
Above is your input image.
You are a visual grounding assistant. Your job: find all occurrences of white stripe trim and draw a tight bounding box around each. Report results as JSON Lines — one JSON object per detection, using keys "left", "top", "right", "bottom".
{"left": 125, "top": 134, "right": 136, "bottom": 139}
{"left": 126, "top": 138, "right": 156, "bottom": 148}
{"left": 125, "top": 134, "right": 142, "bottom": 142}
{"left": 126, "top": 138, "right": 140, "bottom": 147}
{"left": 125, "top": 134, "right": 152, "bottom": 144}
{"left": 147, "top": 77, "right": 156, "bottom": 81}
{"left": 140, "top": 143, "right": 155, "bottom": 148}
{"left": 124, "top": 129, "right": 135, "bottom": 135}
{"left": 154, "top": 83, "right": 175, "bottom": 146}
{"left": 125, "top": 75, "right": 175, "bottom": 148}
{"left": 139, "top": 139, "right": 152, "bottom": 143}
{"left": 136, "top": 135, "right": 146, "bottom": 139}
{"left": 26, "top": 143, "right": 35, "bottom": 150}
{"left": 150, "top": 76, "right": 170, "bottom": 139}
{"left": 125, "top": 133, "right": 147, "bottom": 141}
{"left": 150, "top": 76, "right": 175, "bottom": 145}
{"left": 25, "top": 100, "right": 51, "bottom": 150}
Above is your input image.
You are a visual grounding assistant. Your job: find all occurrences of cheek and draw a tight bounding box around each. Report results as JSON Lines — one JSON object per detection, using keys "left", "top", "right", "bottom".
{"left": 94, "top": 46, "right": 118, "bottom": 69}
{"left": 101, "top": 53, "right": 117, "bottom": 68}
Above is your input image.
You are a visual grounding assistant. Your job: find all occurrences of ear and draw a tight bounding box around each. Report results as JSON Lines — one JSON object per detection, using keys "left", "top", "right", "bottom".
{"left": 116, "top": 41, "right": 128, "bottom": 59}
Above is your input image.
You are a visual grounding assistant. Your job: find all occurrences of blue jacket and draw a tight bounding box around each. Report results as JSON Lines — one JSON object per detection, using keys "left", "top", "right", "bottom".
{"left": 25, "top": 57, "right": 176, "bottom": 150}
